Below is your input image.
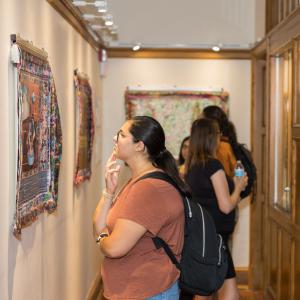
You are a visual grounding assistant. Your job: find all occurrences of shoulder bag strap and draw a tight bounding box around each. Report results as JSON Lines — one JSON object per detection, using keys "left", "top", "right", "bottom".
{"left": 136, "top": 171, "right": 182, "bottom": 270}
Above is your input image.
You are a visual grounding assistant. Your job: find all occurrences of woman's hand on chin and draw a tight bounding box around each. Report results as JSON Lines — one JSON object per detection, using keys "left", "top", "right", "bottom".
{"left": 105, "top": 152, "right": 121, "bottom": 195}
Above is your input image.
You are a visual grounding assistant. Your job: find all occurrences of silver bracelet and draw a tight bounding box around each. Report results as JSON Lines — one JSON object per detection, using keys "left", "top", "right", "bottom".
{"left": 102, "top": 189, "right": 114, "bottom": 201}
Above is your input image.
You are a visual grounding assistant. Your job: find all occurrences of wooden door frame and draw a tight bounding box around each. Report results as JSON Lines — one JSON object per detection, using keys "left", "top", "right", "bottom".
{"left": 251, "top": 8, "right": 300, "bottom": 299}
{"left": 250, "top": 39, "right": 269, "bottom": 292}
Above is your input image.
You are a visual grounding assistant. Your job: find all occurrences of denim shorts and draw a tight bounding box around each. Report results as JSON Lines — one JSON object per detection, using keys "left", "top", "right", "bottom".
{"left": 147, "top": 281, "right": 179, "bottom": 300}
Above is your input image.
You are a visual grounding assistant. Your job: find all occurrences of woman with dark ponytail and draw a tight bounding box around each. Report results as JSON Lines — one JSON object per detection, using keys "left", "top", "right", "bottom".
{"left": 93, "top": 116, "right": 185, "bottom": 300}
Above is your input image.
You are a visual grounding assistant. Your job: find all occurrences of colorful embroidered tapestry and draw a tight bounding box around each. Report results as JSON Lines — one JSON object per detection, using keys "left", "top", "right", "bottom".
{"left": 14, "top": 47, "right": 62, "bottom": 238}
{"left": 125, "top": 90, "right": 229, "bottom": 158}
{"left": 74, "top": 71, "right": 94, "bottom": 185}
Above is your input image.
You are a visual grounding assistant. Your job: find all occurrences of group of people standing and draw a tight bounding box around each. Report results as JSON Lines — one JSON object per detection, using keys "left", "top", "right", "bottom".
{"left": 93, "top": 106, "right": 248, "bottom": 300}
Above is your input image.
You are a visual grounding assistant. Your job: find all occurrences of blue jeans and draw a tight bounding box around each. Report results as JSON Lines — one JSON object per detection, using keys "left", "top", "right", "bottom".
{"left": 147, "top": 281, "right": 179, "bottom": 300}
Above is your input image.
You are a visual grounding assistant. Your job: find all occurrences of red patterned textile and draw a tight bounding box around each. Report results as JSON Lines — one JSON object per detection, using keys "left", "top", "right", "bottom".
{"left": 74, "top": 71, "right": 94, "bottom": 185}
{"left": 125, "top": 90, "right": 229, "bottom": 158}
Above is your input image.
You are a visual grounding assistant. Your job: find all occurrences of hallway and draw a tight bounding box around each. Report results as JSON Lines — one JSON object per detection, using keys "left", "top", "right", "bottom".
{"left": 2, "top": 1, "right": 300, "bottom": 299}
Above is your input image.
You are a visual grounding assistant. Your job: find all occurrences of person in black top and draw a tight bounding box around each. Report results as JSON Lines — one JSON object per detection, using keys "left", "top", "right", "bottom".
{"left": 185, "top": 118, "right": 248, "bottom": 300}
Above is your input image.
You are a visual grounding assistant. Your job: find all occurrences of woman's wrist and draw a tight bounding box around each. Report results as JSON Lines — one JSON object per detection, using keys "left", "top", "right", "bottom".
{"left": 96, "top": 232, "right": 109, "bottom": 244}
{"left": 232, "top": 189, "right": 241, "bottom": 205}
{"left": 102, "top": 189, "right": 115, "bottom": 201}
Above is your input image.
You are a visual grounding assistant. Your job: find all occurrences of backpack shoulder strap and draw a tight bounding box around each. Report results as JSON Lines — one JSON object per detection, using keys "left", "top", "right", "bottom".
{"left": 136, "top": 171, "right": 182, "bottom": 271}
{"left": 153, "top": 237, "right": 181, "bottom": 270}
{"left": 138, "top": 171, "right": 192, "bottom": 214}
{"left": 138, "top": 171, "right": 181, "bottom": 192}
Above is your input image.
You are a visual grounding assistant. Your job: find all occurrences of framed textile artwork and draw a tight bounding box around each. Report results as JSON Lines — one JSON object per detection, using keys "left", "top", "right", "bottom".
{"left": 125, "top": 89, "right": 229, "bottom": 159}
{"left": 11, "top": 40, "right": 62, "bottom": 238}
{"left": 73, "top": 70, "right": 94, "bottom": 185}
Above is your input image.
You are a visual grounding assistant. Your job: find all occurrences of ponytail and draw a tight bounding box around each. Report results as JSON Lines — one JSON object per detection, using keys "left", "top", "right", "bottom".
{"left": 226, "top": 121, "right": 238, "bottom": 147}
{"left": 151, "top": 149, "right": 190, "bottom": 195}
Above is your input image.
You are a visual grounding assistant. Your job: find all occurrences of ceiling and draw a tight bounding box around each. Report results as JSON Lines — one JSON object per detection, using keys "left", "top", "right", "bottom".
{"left": 71, "top": 0, "right": 265, "bottom": 50}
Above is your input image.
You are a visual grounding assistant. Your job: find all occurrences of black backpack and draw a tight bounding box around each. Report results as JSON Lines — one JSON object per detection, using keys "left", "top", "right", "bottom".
{"left": 232, "top": 143, "right": 257, "bottom": 199}
{"left": 138, "top": 172, "right": 228, "bottom": 296}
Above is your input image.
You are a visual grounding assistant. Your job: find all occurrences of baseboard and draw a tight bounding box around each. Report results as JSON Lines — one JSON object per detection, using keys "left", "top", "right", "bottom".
{"left": 85, "top": 269, "right": 104, "bottom": 300}
{"left": 236, "top": 267, "right": 249, "bottom": 287}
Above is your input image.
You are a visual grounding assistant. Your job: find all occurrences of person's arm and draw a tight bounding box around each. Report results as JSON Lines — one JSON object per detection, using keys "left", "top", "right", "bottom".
{"left": 211, "top": 169, "right": 247, "bottom": 214}
{"left": 93, "top": 153, "right": 121, "bottom": 236}
{"left": 99, "top": 218, "right": 147, "bottom": 258}
{"left": 98, "top": 180, "right": 167, "bottom": 258}
{"left": 93, "top": 192, "right": 114, "bottom": 236}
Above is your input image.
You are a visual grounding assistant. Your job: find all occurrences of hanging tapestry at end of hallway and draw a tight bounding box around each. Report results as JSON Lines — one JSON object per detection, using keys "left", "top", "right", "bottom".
{"left": 125, "top": 90, "right": 229, "bottom": 158}
{"left": 13, "top": 47, "right": 62, "bottom": 238}
{"left": 73, "top": 71, "right": 94, "bottom": 185}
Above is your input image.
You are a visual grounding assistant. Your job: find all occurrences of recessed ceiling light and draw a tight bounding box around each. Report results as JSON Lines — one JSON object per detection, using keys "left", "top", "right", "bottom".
{"left": 104, "top": 15, "right": 113, "bottom": 26}
{"left": 212, "top": 45, "right": 220, "bottom": 52}
{"left": 105, "top": 20, "right": 113, "bottom": 26}
{"left": 95, "top": 0, "right": 107, "bottom": 13}
{"left": 133, "top": 44, "right": 141, "bottom": 51}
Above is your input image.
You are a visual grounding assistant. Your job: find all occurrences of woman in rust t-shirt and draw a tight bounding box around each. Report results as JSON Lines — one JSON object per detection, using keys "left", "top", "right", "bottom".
{"left": 93, "top": 116, "right": 186, "bottom": 300}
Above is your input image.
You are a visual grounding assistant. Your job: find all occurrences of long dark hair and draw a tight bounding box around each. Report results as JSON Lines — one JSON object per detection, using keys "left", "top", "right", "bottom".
{"left": 202, "top": 105, "right": 237, "bottom": 146}
{"left": 178, "top": 136, "right": 190, "bottom": 166}
{"left": 129, "top": 116, "right": 188, "bottom": 193}
{"left": 186, "top": 118, "right": 219, "bottom": 171}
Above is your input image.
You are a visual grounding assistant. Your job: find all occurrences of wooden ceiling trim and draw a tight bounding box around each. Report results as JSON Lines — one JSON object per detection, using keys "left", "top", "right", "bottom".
{"left": 107, "top": 48, "right": 251, "bottom": 59}
{"left": 47, "top": 0, "right": 102, "bottom": 50}
{"left": 251, "top": 38, "right": 267, "bottom": 57}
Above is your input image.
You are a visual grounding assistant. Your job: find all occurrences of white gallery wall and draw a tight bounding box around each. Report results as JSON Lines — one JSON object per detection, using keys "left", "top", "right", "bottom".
{"left": 0, "top": 1, "right": 103, "bottom": 300}
{"left": 102, "top": 58, "right": 251, "bottom": 267}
